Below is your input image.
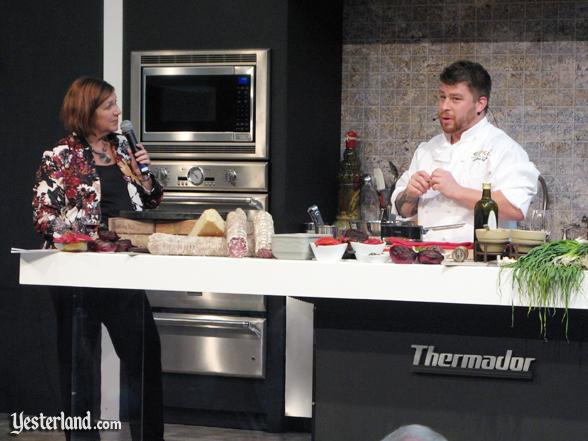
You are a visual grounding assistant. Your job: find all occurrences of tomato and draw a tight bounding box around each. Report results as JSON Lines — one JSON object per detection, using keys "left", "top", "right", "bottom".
{"left": 315, "top": 237, "right": 342, "bottom": 246}
{"left": 362, "top": 238, "right": 384, "bottom": 245}
{"left": 54, "top": 231, "right": 95, "bottom": 243}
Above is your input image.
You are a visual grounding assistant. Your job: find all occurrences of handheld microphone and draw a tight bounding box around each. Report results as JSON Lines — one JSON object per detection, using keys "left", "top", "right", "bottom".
{"left": 120, "top": 120, "right": 150, "bottom": 176}
{"left": 432, "top": 116, "right": 439, "bottom": 121}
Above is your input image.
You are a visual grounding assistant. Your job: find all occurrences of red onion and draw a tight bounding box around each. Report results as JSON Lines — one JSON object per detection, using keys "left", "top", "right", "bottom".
{"left": 389, "top": 245, "right": 417, "bottom": 264}
{"left": 115, "top": 239, "right": 133, "bottom": 252}
{"left": 98, "top": 230, "right": 120, "bottom": 242}
{"left": 417, "top": 249, "right": 445, "bottom": 264}
{"left": 95, "top": 240, "right": 118, "bottom": 253}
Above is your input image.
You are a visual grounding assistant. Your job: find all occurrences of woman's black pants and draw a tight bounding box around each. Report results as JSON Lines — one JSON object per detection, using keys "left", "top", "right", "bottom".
{"left": 51, "top": 287, "right": 164, "bottom": 441}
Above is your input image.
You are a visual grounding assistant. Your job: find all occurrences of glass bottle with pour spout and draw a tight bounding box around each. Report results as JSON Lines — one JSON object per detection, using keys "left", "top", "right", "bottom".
{"left": 337, "top": 130, "right": 361, "bottom": 222}
{"left": 360, "top": 174, "right": 380, "bottom": 222}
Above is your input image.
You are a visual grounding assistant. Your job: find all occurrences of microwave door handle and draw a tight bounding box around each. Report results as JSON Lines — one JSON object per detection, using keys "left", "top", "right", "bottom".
{"left": 163, "top": 194, "right": 263, "bottom": 210}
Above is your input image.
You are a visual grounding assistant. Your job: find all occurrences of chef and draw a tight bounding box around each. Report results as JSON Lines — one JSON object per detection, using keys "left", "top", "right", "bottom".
{"left": 391, "top": 60, "right": 539, "bottom": 243}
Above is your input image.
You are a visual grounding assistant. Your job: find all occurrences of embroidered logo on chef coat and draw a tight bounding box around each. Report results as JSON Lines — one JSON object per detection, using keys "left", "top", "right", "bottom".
{"left": 472, "top": 150, "right": 490, "bottom": 162}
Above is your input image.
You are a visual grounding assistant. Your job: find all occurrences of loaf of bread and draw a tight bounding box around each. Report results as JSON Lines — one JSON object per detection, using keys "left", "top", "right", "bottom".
{"left": 117, "top": 233, "right": 151, "bottom": 249}
{"left": 108, "top": 217, "right": 155, "bottom": 234}
{"left": 189, "top": 209, "right": 226, "bottom": 237}
{"left": 148, "top": 233, "right": 228, "bottom": 256}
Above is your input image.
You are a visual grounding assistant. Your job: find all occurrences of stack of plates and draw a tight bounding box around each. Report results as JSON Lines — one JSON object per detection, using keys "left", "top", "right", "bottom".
{"left": 271, "top": 233, "right": 331, "bottom": 260}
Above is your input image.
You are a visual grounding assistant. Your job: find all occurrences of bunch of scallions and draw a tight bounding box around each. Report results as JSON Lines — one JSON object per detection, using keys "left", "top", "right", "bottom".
{"left": 500, "top": 239, "right": 588, "bottom": 339}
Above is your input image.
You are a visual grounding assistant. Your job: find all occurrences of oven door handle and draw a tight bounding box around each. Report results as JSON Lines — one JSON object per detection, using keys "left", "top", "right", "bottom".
{"left": 154, "top": 316, "right": 262, "bottom": 338}
{"left": 163, "top": 194, "right": 263, "bottom": 210}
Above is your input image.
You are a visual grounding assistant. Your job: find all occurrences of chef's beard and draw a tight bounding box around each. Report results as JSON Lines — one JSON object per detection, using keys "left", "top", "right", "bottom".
{"left": 439, "top": 111, "right": 480, "bottom": 138}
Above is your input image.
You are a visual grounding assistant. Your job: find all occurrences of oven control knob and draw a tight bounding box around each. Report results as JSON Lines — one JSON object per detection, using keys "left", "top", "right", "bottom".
{"left": 187, "top": 167, "right": 205, "bottom": 186}
{"left": 153, "top": 167, "right": 169, "bottom": 182}
{"left": 225, "top": 169, "right": 238, "bottom": 185}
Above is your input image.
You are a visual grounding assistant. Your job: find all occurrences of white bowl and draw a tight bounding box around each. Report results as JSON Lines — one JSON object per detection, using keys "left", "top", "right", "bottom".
{"left": 310, "top": 242, "right": 347, "bottom": 262}
{"left": 516, "top": 244, "right": 542, "bottom": 254}
{"left": 355, "top": 252, "right": 390, "bottom": 263}
{"left": 510, "top": 229, "right": 547, "bottom": 243}
{"left": 478, "top": 243, "right": 507, "bottom": 253}
{"left": 350, "top": 241, "right": 386, "bottom": 258}
{"left": 475, "top": 228, "right": 510, "bottom": 242}
{"left": 476, "top": 238, "right": 509, "bottom": 244}
{"left": 272, "top": 233, "right": 331, "bottom": 260}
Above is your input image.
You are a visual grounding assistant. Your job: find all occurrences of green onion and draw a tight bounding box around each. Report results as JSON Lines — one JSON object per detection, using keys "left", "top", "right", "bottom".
{"left": 500, "top": 240, "right": 588, "bottom": 339}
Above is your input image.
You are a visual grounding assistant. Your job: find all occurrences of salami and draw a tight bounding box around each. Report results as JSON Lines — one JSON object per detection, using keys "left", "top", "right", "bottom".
{"left": 147, "top": 233, "right": 228, "bottom": 256}
{"left": 226, "top": 208, "right": 249, "bottom": 257}
{"left": 247, "top": 235, "right": 255, "bottom": 257}
{"left": 252, "top": 211, "right": 274, "bottom": 258}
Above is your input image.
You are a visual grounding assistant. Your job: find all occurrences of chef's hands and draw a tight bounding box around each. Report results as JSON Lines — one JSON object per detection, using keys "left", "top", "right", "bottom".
{"left": 430, "top": 168, "right": 462, "bottom": 199}
{"left": 396, "top": 171, "right": 431, "bottom": 217}
{"left": 406, "top": 171, "right": 432, "bottom": 199}
{"left": 407, "top": 168, "right": 462, "bottom": 200}
{"left": 396, "top": 168, "right": 462, "bottom": 217}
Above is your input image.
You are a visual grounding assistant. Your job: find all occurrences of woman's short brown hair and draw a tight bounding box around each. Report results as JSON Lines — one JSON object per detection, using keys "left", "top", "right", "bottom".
{"left": 60, "top": 77, "right": 114, "bottom": 138}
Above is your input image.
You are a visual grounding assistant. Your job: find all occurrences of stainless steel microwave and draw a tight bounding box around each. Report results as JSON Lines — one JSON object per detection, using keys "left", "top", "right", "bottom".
{"left": 130, "top": 49, "right": 269, "bottom": 159}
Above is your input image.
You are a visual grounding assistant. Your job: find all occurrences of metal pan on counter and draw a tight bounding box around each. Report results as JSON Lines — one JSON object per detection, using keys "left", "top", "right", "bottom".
{"left": 381, "top": 221, "right": 466, "bottom": 241}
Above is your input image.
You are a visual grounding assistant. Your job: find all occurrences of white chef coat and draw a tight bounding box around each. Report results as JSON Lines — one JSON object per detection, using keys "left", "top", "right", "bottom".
{"left": 391, "top": 118, "right": 539, "bottom": 242}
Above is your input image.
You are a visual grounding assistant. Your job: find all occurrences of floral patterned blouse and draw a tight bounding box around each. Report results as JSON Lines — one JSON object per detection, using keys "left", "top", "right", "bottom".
{"left": 32, "top": 132, "right": 163, "bottom": 246}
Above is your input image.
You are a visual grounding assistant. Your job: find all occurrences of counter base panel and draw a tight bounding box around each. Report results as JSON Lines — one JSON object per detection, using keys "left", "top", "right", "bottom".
{"left": 312, "top": 299, "right": 588, "bottom": 441}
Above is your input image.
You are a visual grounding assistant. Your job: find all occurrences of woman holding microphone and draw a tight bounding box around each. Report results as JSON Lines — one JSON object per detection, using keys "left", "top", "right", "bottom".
{"left": 32, "top": 77, "right": 164, "bottom": 441}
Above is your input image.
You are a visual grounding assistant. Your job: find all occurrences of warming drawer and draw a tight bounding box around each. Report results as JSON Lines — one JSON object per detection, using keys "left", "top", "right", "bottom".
{"left": 148, "top": 290, "right": 265, "bottom": 312}
{"left": 154, "top": 312, "right": 265, "bottom": 378}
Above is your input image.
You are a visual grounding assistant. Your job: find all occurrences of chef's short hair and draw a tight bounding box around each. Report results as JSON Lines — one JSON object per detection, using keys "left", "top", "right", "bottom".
{"left": 380, "top": 424, "right": 448, "bottom": 441}
{"left": 61, "top": 76, "right": 115, "bottom": 138}
{"left": 440, "top": 60, "right": 491, "bottom": 103}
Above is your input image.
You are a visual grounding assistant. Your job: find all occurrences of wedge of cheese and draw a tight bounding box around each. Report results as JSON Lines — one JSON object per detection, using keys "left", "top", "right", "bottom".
{"left": 189, "top": 209, "right": 226, "bottom": 237}
{"left": 155, "top": 219, "right": 197, "bottom": 235}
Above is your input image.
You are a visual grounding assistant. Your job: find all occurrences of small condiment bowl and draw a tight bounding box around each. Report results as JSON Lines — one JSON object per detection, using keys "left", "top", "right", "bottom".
{"left": 350, "top": 241, "right": 386, "bottom": 258}
{"left": 315, "top": 224, "right": 338, "bottom": 237}
{"left": 355, "top": 252, "right": 390, "bottom": 263}
{"left": 310, "top": 242, "right": 347, "bottom": 262}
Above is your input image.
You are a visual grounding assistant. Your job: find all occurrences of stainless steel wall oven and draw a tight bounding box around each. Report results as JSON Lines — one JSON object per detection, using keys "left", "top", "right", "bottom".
{"left": 146, "top": 158, "right": 268, "bottom": 378}
{"left": 131, "top": 48, "right": 284, "bottom": 429}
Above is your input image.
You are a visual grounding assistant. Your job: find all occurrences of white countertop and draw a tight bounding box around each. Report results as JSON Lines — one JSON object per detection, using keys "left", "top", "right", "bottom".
{"left": 16, "top": 250, "right": 588, "bottom": 309}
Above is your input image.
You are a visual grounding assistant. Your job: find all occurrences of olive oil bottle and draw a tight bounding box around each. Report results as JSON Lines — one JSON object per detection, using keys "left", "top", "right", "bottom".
{"left": 474, "top": 182, "right": 499, "bottom": 261}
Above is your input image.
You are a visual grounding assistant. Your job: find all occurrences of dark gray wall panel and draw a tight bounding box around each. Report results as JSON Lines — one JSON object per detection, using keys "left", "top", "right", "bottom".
{"left": 0, "top": 0, "right": 103, "bottom": 412}
{"left": 123, "top": 0, "right": 342, "bottom": 233}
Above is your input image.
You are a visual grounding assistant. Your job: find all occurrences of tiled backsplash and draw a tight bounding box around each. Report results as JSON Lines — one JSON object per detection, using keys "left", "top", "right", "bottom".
{"left": 340, "top": 0, "right": 588, "bottom": 239}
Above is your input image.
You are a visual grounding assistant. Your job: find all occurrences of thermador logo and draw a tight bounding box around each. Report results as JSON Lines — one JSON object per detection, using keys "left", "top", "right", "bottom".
{"left": 411, "top": 345, "right": 536, "bottom": 380}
